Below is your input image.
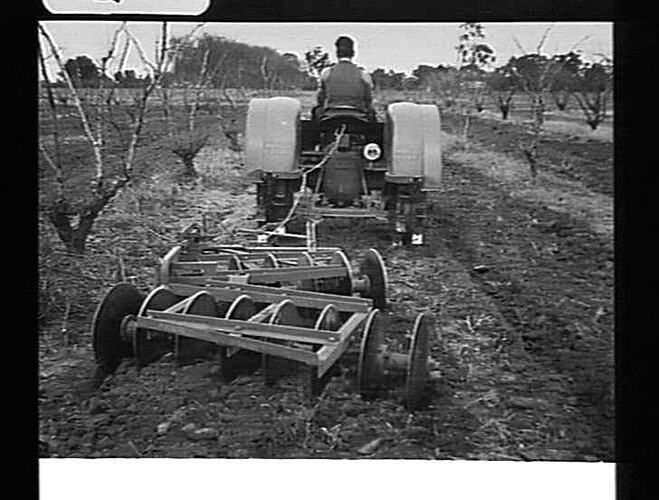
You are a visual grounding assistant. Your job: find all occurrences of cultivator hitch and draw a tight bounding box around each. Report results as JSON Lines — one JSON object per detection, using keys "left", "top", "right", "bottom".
{"left": 91, "top": 232, "right": 438, "bottom": 410}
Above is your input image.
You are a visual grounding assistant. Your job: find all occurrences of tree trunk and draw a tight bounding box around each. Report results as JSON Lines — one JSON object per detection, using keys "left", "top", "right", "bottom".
{"left": 172, "top": 148, "right": 199, "bottom": 178}
{"left": 521, "top": 122, "right": 542, "bottom": 184}
{"left": 573, "top": 92, "right": 605, "bottom": 131}
{"left": 181, "top": 154, "right": 198, "bottom": 178}
{"left": 462, "top": 111, "right": 471, "bottom": 144}
{"left": 587, "top": 118, "right": 600, "bottom": 130}
{"left": 554, "top": 92, "right": 569, "bottom": 111}
{"left": 500, "top": 104, "right": 509, "bottom": 120}
{"left": 48, "top": 205, "right": 100, "bottom": 253}
{"left": 49, "top": 206, "right": 75, "bottom": 251}
{"left": 522, "top": 145, "right": 539, "bottom": 183}
{"left": 70, "top": 211, "right": 98, "bottom": 253}
{"left": 534, "top": 95, "right": 545, "bottom": 127}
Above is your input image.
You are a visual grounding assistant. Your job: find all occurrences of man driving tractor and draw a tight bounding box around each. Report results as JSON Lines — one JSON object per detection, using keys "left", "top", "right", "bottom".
{"left": 313, "top": 35, "right": 376, "bottom": 122}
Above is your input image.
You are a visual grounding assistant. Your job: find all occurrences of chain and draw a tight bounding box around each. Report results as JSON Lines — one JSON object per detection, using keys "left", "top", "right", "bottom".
{"left": 193, "top": 125, "right": 347, "bottom": 246}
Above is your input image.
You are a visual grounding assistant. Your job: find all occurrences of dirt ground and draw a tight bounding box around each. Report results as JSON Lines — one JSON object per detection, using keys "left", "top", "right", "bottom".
{"left": 38, "top": 104, "right": 613, "bottom": 460}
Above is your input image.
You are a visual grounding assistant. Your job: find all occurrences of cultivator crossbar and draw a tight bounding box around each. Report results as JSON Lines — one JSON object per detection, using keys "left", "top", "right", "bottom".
{"left": 92, "top": 228, "right": 438, "bottom": 410}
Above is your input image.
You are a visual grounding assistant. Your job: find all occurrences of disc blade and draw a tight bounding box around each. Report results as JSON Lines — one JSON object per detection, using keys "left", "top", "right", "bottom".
{"left": 134, "top": 286, "right": 180, "bottom": 367}
{"left": 405, "top": 313, "right": 433, "bottom": 411}
{"left": 263, "top": 300, "right": 300, "bottom": 386}
{"left": 359, "top": 248, "right": 388, "bottom": 309}
{"left": 357, "top": 309, "right": 385, "bottom": 399}
{"left": 176, "top": 291, "right": 220, "bottom": 364}
{"left": 92, "top": 282, "right": 144, "bottom": 374}
{"left": 314, "top": 304, "right": 341, "bottom": 332}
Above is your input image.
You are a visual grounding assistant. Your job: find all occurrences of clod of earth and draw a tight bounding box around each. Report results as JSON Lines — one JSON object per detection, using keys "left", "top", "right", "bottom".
{"left": 357, "top": 437, "right": 384, "bottom": 455}
{"left": 189, "top": 428, "right": 219, "bottom": 441}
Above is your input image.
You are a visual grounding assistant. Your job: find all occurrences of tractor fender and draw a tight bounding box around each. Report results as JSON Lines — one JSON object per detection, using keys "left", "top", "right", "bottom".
{"left": 245, "top": 97, "right": 301, "bottom": 174}
{"left": 385, "top": 102, "right": 442, "bottom": 188}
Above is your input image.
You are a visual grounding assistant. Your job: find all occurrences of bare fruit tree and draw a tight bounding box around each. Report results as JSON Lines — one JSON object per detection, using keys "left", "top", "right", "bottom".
{"left": 259, "top": 53, "right": 278, "bottom": 93}
{"left": 217, "top": 88, "right": 246, "bottom": 153}
{"left": 571, "top": 56, "right": 612, "bottom": 130}
{"left": 487, "top": 65, "right": 517, "bottom": 120}
{"left": 508, "top": 26, "right": 561, "bottom": 182}
{"left": 160, "top": 29, "right": 235, "bottom": 178}
{"left": 304, "top": 46, "right": 331, "bottom": 84}
{"left": 455, "top": 22, "right": 496, "bottom": 143}
{"left": 549, "top": 51, "right": 582, "bottom": 111}
{"left": 424, "top": 66, "right": 461, "bottom": 110}
{"left": 38, "top": 22, "right": 191, "bottom": 253}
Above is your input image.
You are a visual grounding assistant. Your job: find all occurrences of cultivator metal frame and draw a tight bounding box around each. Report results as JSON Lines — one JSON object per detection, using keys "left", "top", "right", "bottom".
{"left": 92, "top": 227, "right": 437, "bottom": 410}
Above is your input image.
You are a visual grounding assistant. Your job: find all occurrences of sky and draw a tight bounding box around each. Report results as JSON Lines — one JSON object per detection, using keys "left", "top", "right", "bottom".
{"left": 39, "top": 21, "right": 612, "bottom": 79}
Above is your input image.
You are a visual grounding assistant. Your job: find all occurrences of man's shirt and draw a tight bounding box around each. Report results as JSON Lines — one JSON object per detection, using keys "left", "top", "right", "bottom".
{"left": 317, "top": 59, "right": 374, "bottom": 113}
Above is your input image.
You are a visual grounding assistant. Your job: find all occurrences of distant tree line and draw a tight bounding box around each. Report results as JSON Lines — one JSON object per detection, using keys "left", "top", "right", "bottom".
{"left": 46, "top": 34, "right": 318, "bottom": 91}
{"left": 171, "top": 34, "right": 318, "bottom": 90}
{"left": 370, "top": 51, "right": 612, "bottom": 130}
{"left": 43, "top": 33, "right": 612, "bottom": 131}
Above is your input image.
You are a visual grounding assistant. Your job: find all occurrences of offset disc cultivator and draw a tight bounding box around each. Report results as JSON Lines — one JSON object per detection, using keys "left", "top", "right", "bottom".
{"left": 91, "top": 234, "right": 438, "bottom": 410}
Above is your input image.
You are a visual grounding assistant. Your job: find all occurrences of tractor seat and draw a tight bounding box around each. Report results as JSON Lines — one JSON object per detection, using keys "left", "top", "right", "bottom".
{"left": 319, "top": 106, "right": 374, "bottom": 134}
{"left": 319, "top": 106, "right": 371, "bottom": 123}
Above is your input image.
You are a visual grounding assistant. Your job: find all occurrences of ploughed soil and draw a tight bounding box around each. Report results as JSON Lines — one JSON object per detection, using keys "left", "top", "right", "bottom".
{"left": 441, "top": 111, "right": 613, "bottom": 196}
{"left": 38, "top": 105, "right": 613, "bottom": 460}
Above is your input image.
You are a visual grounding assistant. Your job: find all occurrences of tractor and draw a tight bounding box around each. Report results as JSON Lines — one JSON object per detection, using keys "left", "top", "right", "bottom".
{"left": 245, "top": 98, "right": 442, "bottom": 245}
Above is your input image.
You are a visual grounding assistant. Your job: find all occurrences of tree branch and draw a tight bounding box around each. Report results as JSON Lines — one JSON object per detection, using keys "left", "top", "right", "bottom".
{"left": 103, "top": 29, "right": 131, "bottom": 111}
{"left": 189, "top": 48, "right": 210, "bottom": 132}
{"left": 120, "top": 22, "right": 200, "bottom": 186}
{"left": 38, "top": 23, "right": 104, "bottom": 188}
{"left": 512, "top": 36, "right": 528, "bottom": 55}
{"left": 536, "top": 23, "right": 554, "bottom": 54}
{"left": 160, "top": 87, "right": 175, "bottom": 139}
{"left": 222, "top": 86, "right": 236, "bottom": 110}
{"left": 123, "top": 29, "right": 157, "bottom": 74}
{"left": 92, "top": 23, "right": 126, "bottom": 191}
{"left": 157, "top": 21, "right": 168, "bottom": 72}
{"left": 203, "top": 47, "right": 232, "bottom": 87}
{"left": 164, "top": 23, "right": 206, "bottom": 75}
{"left": 260, "top": 53, "right": 271, "bottom": 90}
{"left": 37, "top": 43, "right": 64, "bottom": 202}
{"left": 568, "top": 34, "right": 592, "bottom": 53}
{"left": 39, "top": 144, "right": 65, "bottom": 202}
